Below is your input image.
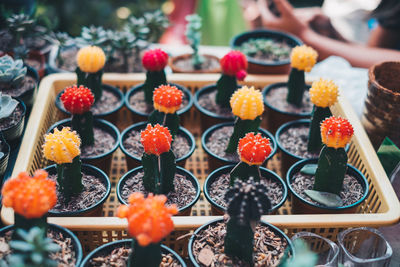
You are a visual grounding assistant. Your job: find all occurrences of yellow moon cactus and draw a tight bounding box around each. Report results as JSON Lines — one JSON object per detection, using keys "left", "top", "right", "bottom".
{"left": 230, "top": 86, "right": 264, "bottom": 120}
{"left": 76, "top": 46, "right": 106, "bottom": 73}
{"left": 290, "top": 45, "right": 318, "bottom": 72}
{"left": 309, "top": 78, "right": 339, "bottom": 108}
{"left": 43, "top": 127, "right": 81, "bottom": 164}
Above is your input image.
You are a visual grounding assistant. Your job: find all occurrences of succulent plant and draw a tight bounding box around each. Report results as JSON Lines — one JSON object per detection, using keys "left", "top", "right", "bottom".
{"left": 149, "top": 85, "right": 182, "bottom": 137}
{"left": 185, "top": 14, "right": 204, "bottom": 69}
{"left": 237, "top": 38, "right": 291, "bottom": 61}
{"left": 216, "top": 51, "right": 248, "bottom": 108}
{"left": 75, "top": 25, "right": 110, "bottom": 48}
{"left": 226, "top": 86, "right": 264, "bottom": 153}
{"left": 141, "top": 49, "right": 168, "bottom": 104}
{"left": 0, "top": 55, "right": 27, "bottom": 89}
{"left": 141, "top": 124, "right": 176, "bottom": 194}
{"left": 76, "top": 46, "right": 106, "bottom": 102}
{"left": 42, "top": 127, "right": 83, "bottom": 201}
{"left": 124, "top": 16, "right": 150, "bottom": 42}
{"left": 6, "top": 14, "right": 35, "bottom": 41}
{"left": 143, "top": 10, "right": 169, "bottom": 43}
{"left": 0, "top": 92, "right": 19, "bottom": 120}
{"left": 287, "top": 45, "right": 318, "bottom": 107}
{"left": 44, "top": 32, "right": 75, "bottom": 65}
{"left": 110, "top": 29, "right": 138, "bottom": 73}
{"left": 117, "top": 192, "right": 177, "bottom": 267}
{"left": 60, "top": 85, "right": 95, "bottom": 146}
{"left": 224, "top": 177, "right": 271, "bottom": 265}
{"left": 2, "top": 227, "right": 60, "bottom": 267}
{"left": 307, "top": 79, "right": 338, "bottom": 152}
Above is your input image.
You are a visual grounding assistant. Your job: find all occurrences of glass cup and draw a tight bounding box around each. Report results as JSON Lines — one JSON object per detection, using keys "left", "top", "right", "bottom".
{"left": 291, "top": 232, "right": 339, "bottom": 266}
{"left": 338, "top": 227, "right": 392, "bottom": 267}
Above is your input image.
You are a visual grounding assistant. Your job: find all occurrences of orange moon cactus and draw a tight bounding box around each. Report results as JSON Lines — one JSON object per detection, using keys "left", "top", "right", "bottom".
{"left": 140, "top": 124, "right": 172, "bottom": 156}
{"left": 153, "top": 85, "right": 183, "bottom": 114}
{"left": 117, "top": 192, "right": 177, "bottom": 246}
{"left": 238, "top": 132, "right": 272, "bottom": 165}
{"left": 2, "top": 170, "right": 57, "bottom": 219}
{"left": 61, "top": 85, "right": 95, "bottom": 114}
{"left": 320, "top": 116, "right": 354, "bottom": 149}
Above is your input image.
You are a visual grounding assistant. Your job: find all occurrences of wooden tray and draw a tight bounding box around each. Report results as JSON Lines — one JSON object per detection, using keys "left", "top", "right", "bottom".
{"left": 2, "top": 73, "right": 399, "bottom": 256}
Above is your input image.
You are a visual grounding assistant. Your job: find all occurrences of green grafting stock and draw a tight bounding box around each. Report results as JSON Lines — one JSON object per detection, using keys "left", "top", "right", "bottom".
{"left": 143, "top": 71, "right": 167, "bottom": 104}
{"left": 287, "top": 68, "right": 305, "bottom": 107}
{"left": 56, "top": 156, "right": 83, "bottom": 202}
{"left": 225, "top": 219, "right": 254, "bottom": 266}
{"left": 71, "top": 111, "right": 94, "bottom": 146}
{"left": 229, "top": 162, "right": 261, "bottom": 185}
{"left": 142, "top": 151, "right": 176, "bottom": 194}
{"left": 307, "top": 106, "right": 332, "bottom": 152}
{"left": 13, "top": 214, "right": 48, "bottom": 241}
{"left": 225, "top": 116, "right": 261, "bottom": 153}
{"left": 215, "top": 75, "right": 237, "bottom": 108}
{"left": 128, "top": 239, "right": 161, "bottom": 267}
{"left": 148, "top": 110, "right": 180, "bottom": 138}
{"left": 314, "top": 146, "right": 347, "bottom": 195}
{"left": 76, "top": 67, "right": 103, "bottom": 102}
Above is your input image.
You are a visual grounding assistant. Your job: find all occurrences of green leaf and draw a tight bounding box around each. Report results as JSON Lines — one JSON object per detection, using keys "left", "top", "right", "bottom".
{"left": 44, "top": 243, "right": 61, "bottom": 253}
{"left": 9, "top": 241, "right": 34, "bottom": 252}
{"left": 31, "top": 252, "right": 43, "bottom": 264}
{"left": 300, "top": 164, "right": 318, "bottom": 175}
{"left": 377, "top": 137, "right": 400, "bottom": 178}
{"left": 305, "top": 190, "right": 343, "bottom": 207}
{"left": 278, "top": 239, "right": 318, "bottom": 267}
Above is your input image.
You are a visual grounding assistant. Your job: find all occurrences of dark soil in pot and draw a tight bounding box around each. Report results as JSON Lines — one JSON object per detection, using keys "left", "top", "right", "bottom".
{"left": 0, "top": 99, "right": 26, "bottom": 146}
{"left": 0, "top": 224, "right": 83, "bottom": 267}
{"left": 189, "top": 219, "right": 292, "bottom": 267}
{"left": 44, "top": 164, "right": 111, "bottom": 216}
{"left": 170, "top": 54, "right": 221, "bottom": 73}
{"left": 81, "top": 240, "right": 186, "bottom": 267}
{"left": 0, "top": 104, "right": 24, "bottom": 132}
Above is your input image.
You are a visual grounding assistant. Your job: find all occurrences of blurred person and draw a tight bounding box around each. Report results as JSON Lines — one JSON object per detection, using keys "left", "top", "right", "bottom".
{"left": 257, "top": 0, "right": 400, "bottom": 68}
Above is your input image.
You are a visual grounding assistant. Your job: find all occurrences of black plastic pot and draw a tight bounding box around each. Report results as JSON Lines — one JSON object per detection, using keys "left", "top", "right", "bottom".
{"left": 0, "top": 134, "right": 10, "bottom": 182}
{"left": 262, "top": 82, "right": 312, "bottom": 134}
{"left": 125, "top": 83, "right": 193, "bottom": 126}
{"left": 287, "top": 158, "right": 369, "bottom": 214}
{"left": 54, "top": 84, "right": 124, "bottom": 125}
{"left": 48, "top": 118, "right": 120, "bottom": 174}
{"left": 120, "top": 121, "right": 196, "bottom": 170}
{"left": 18, "top": 66, "right": 39, "bottom": 110}
{"left": 0, "top": 223, "right": 83, "bottom": 266}
{"left": 204, "top": 165, "right": 287, "bottom": 215}
{"left": 230, "top": 29, "right": 303, "bottom": 74}
{"left": 44, "top": 163, "right": 111, "bottom": 217}
{"left": 194, "top": 84, "right": 235, "bottom": 132}
{"left": 80, "top": 239, "right": 186, "bottom": 267}
{"left": 117, "top": 166, "right": 201, "bottom": 216}
{"left": 188, "top": 218, "right": 294, "bottom": 267}
{"left": 201, "top": 122, "right": 277, "bottom": 171}
{"left": 0, "top": 98, "right": 26, "bottom": 148}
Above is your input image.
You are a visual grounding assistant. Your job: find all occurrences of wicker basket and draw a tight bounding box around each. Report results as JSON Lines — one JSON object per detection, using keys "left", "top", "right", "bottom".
{"left": 2, "top": 73, "right": 399, "bottom": 256}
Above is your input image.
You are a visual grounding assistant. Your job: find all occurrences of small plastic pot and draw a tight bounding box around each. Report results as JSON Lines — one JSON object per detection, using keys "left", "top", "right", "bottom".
{"left": 0, "top": 134, "right": 10, "bottom": 182}
{"left": 120, "top": 121, "right": 195, "bottom": 170}
{"left": 18, "top": 65, "right": 39, "bottom": 110}
{"left": 26, "top": 50, "right": 46, "bottom": 79}
{"left": 275, "top": 119, "right": 314, "bottom": 176}
{"left": 287, "top": 158, "right": 369, "bottom": 214}
{"left": 80, "top": 239, "right": 186, "bottom": 267}
{"left": 48, "top": 118, "right": 120, "bottom": 174}
{"left": 201, "top": 122, "right": 277, "bottom": 172}
{"left": 44, "top": 163, "right": 111, "bottom": 217}
{"left": 194, "top": 84, "right": 235, "bottom": 132}
{"left": 0, "top": 223, "right": 83, "bottom": 266}
{"left": 204, "top": 165, "right": 287, "bottom": 215}
{"left": 169, "top": 53, "right": 221, "bottom": 73}
{"left": 117, "top": 166, "right": 201, "bottom": 216}
{"left": 125, "top": 83, "right": 193, "bottom": 126}
{"left": 230, "top": 29, "right": 302, "bottom": 74}
{"left": 1, "top": 98, "right": 26, "bottom": 148}
{"left": 263, "top": 82, "right": 312, "bottom": 134}
{"left": 188, "top": 218, "right": 294, "bottom": 267}
{"left": 54, "top": 84, "right": 124, "bottom": 125}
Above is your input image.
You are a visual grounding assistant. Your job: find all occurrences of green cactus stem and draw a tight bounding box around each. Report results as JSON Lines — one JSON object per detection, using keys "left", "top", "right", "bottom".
{"left": 286, "top": 68, "right": 305, "bottom": 107}
{"left": 225, "top": 116, "right": 261, "bottom": 154}
{"left": 313, "top": 146, "right": 347, "bottom": 195}
{"left": 215, "top": 75, "right": 237, "bottom": 108}
{"left": 71, "top": 111, "right": 94, "bottom": 146}
{"left": 307, "top": 106, "right": 332, "bottom": 152}
{"left": 128, "top": 239, "right": 161, "bottom": 267}
{"left": 142, "top": 151, "right": 176, "bottom": 194}
{"left": 76, "top": 67, "right": 103, "bottom": 102}
{"left": 143, "top": 71, "right": 167, "bottom": 104}
{"left": 13, "top": 214, "right": 48, "bottom": 241}
{"left": 224, "top": 178, "right": 271, "bottom": 266}
{"left": 56, "top": 156, "right": 83, "bottom": 202}
{"left": 230, "top": 162, "right": 261, "bottom": 185}
{"left": 185, "top": 14, "right": 204, "bottom": 69}
{"left": 148, "top": 110, "right": 179, "bottom": 138}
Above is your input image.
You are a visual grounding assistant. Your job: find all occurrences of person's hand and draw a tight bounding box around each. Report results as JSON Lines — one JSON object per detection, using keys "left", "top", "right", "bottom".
{"left": 257, "top": 0, "right": 309, "bottom": 36}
